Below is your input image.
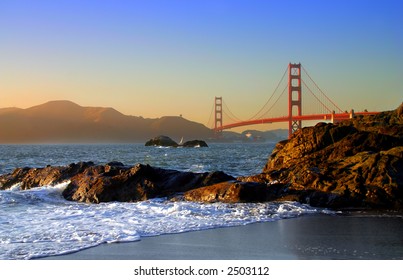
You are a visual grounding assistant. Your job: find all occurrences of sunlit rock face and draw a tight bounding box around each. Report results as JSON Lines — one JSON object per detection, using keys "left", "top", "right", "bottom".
{"left": 252, "top": 104, "right": 403, "bottom": 210}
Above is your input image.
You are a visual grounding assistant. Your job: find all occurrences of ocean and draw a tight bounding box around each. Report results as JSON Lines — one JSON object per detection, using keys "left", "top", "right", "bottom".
{"left": 0, "top": 143, "right": 335, "bottom": 260}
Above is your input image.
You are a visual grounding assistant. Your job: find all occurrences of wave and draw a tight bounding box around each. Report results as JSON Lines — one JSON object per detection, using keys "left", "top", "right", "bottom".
{"left": 0, "top": 181, "right": 70, "bottom": 205}
{"left": 0, "top": 185, "right": 335, "bottom": 260}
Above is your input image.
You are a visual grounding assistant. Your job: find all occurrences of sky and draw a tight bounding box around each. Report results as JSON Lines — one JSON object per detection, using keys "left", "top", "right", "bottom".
{"left": 1, "top": 0, "right": 402, "bottom": 131}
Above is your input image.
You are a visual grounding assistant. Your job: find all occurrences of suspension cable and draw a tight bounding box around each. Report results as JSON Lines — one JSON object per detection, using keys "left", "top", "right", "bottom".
{"left": 222, "top": 110, "right": 240, "bottom": 124}
{"left": 302, "top": 80, "right": 333, "bottom": 113}
{"left": 248, "top": 65, "right": 289, "bottom": 120}
{"left": 206, "top": 101, "right": 215, "bottom": 129}
{"left": 259, "top": 84, "right": 288, "bottom": 117}
{"left": 222, "top": 100, "right": 243, "bottom": 122}
{"left": 302, "top": 66, "right": 343, "bottom": 113}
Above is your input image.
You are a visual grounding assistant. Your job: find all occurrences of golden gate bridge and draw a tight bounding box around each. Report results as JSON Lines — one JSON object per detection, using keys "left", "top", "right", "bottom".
{"left": 207, "top": 63, "right": 378, "bottom": 138}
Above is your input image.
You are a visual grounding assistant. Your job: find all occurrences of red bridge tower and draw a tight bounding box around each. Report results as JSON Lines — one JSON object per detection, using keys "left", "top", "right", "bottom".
{"left": 288, "top": 63, "right": 302, "bottom": 138}
{"left": 214, "top": 96, "right": 223, "bottom": 136}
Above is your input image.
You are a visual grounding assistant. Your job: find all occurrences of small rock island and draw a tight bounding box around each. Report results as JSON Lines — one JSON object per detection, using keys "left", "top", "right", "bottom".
{"left": 145, "top": 135, "right": 208, "bottom": 148}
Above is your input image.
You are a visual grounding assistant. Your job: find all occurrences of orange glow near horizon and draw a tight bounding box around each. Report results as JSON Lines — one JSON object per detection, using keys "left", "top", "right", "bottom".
{"left": 1, "top": 1, "right": 402, "bottom": 133}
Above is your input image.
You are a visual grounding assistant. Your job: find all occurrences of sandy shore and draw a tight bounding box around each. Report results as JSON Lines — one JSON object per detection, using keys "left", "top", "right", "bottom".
{"left": 41, "top": 214, "right": 403, "bottom": 260}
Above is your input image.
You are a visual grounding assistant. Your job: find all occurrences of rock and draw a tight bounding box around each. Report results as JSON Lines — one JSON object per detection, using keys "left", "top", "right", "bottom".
{"left": 145, "top": 136, "right": 209, "bottom": 148}
{"left": 0, "top": 161, "right": 94, "bottom": 190}
{"left": 181, "top": 140, "right": 208, "bottom": 147}
{"left": 397, "top": 102, "right": 403, "bottom": 119}
{"left": 184, "top": 181, "right": 286, "bottom": 203}
{"left": 63, "top": 164, "right": 234, "bottom": 203}
{"left": 0, "top": 162, "right": 235, "bottom": 203}
{"left": 338, "top": 106, "right": 403, "bottom": 138}
{"left": 237, "top": 105, "right": 403, "bottom": 210}
{"left": 145, "top": 135, "right": 178, "bottom": 147}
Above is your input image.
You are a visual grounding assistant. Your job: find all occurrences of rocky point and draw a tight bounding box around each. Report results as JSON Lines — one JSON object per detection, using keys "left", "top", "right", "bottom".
{"left": 185, "top": 103, "right": 403, "bottom": 210}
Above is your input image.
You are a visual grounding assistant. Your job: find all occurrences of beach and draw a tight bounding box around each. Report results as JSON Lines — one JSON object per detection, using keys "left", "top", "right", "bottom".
{"left": 41, "top": 213, "right": 403, "bottom": 260}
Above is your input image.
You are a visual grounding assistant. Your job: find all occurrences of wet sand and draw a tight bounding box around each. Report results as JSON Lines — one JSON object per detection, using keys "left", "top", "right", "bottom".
{"left": 41, "top": 214, "right": 403, "bottom": 260}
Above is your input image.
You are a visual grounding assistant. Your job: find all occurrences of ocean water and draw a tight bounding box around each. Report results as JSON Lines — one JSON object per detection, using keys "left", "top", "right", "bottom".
{"left": 0, "top": 143, "right": 334, "bottom": 260}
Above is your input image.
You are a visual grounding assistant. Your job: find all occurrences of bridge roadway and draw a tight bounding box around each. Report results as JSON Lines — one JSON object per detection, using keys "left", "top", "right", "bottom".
{"left": 215, "top": 111, "right": 379, "bottom": 131}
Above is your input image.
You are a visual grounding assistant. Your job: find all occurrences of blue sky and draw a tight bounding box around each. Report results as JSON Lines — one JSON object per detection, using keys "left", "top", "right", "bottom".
{"left": 1, "top": 0, "right": 402, "bottom": 130}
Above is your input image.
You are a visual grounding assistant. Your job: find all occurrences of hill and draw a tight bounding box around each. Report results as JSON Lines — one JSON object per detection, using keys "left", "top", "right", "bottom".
{"left": 0, "top": 100, "right": 214, "bottom": 143}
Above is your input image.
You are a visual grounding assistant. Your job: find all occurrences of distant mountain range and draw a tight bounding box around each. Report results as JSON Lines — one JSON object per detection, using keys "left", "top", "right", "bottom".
{"left": 0, "top": 100, "right": 288, "bottom": 143}
{"left": 0, "top": 100, "right": 213, "bottom": 143}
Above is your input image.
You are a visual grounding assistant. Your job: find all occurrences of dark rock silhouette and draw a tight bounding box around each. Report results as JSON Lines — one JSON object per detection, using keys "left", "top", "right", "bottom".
{"left": 145, "top": 136, "right": 178, "bottom": 147}
{"left": 182, "top": 140, "right": 208, "bottom": 147}
{"left": 145, "top": 136, "right": 208, "bottom": 147}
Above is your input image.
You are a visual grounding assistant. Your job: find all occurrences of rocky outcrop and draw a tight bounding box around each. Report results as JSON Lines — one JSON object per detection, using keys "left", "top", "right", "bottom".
{"left": 0, "top": 162, "right": 234, "bottom": 203}
{"left": 238, "top": 105, "right": 403, "bottom": 210}
{"left": 184, "top": 105, "right": 403, "bottom": 209}
{"left": 182, "top": 140, "right": 208, "bottom": 147}
{"left": 145, "top": 136, "right": 178, "bottom": 147}
{"left": 145, "top": 136, "right": 208, "bottom": 147}
{"left": 184, "top": 181, "right": 285, "bottom": 203}
{"left": 63, "top": 163, "right": 233, "bottom": 203}
{"left": 0, "top": 162, "right": 94, "bottom": 190}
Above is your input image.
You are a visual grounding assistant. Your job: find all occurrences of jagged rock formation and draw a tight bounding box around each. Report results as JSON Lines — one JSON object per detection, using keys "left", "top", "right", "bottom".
{"left": 63, "top": 163, "right": 232, "bottom": 203}
{"left": 0, "top": 162, "right": 234, "bottom": 203}
{"left": 184, "top": 104, "right": 403, "bottom": 209}
{"left": 184, "top": 181, "right": 282, "bottom": 203}
{"left": 0, "top": 162, "right": 93, "bottom": 191}
{"left": 252, "top": 105, "right": 403, "bottom": 209}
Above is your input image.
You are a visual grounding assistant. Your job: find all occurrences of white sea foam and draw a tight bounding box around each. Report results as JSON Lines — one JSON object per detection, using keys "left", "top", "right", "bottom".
{"left": 0, "top": 184, "right": 334, "bottom": 260}
{"left": 8, "top": 183, "right": 22, "bottom": 191}
{"left": 186, "top": 164, "right": 207, "bottom": 173}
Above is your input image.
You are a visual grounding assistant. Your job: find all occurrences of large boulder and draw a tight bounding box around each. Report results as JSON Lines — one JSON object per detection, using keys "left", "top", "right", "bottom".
{"left": 181, "top": 140, "right": 208, "bottom": 147}
{"left": 0, "top": 162, "right": 234, "bottom": 203}
{"left": 63, "top": 163, "right": 234, "bottom": 203}
{"left": 144, "top": 136, "right": 209, "bottom": 148}
{"left": 237, "top": 105, "right": 403, "bottom": 210}
{"left": 0, "top": 161, "right": 94, "bottom": 190}
{"left": 184, "top": 181, "right": 286, "bottom": 203}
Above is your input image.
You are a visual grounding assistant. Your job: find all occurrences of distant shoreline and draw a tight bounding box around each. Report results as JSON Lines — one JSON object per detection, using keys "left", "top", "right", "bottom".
{"left": 0, "top": 100, "right": 288, "bottom": 144}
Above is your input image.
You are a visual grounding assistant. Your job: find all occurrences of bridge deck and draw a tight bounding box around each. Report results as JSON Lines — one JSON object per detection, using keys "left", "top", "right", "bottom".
{"left": 215, "top": 111, "right": 378, "bottom": 131}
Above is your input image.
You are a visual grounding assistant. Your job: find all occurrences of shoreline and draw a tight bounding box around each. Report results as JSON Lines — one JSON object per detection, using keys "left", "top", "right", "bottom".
{"left": 40, "top": 213, "right": 403, "bottom": 260}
